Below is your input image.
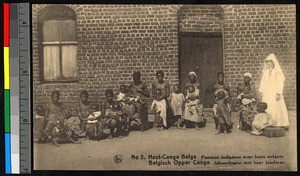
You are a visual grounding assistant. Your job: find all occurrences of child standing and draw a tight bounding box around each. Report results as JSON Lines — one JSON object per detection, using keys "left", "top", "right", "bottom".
{"left": 77, "top": 91, "right": 92, "bottom": 133}
{"left": 215, "top": 90, "right": 232, "bottom": 134}
{"left": 34, "top": 105, "right": 46, "bottom": 141}
{"left": 169, "top": 84, "right": 185, "bottom": 128}
{"left": 151, "top": 89, "right": 167, "bottom": 131}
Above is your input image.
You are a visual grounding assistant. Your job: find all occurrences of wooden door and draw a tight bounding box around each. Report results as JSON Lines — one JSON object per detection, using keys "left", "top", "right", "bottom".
{"left": 179, "top": 33, "right": 223, "bottom": 108}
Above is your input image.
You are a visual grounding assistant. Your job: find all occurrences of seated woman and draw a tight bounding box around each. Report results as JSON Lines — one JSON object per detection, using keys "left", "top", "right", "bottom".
{"left": 43, "top": 90, "right": 80, "bottom": 147}
{"left": 251, "top": 102, "right": 275, "bottom": 136}
{"left": 50, "top": 116, "right": 81, "bottom": 147}
{"left": 237, "top": 72, "right": 257, "bottom": 131}
{"left": 102, "top": 89, "right": 127, "bottom": 139}
{"left": 182, "top": 72, "right": 205, "bottom": 130}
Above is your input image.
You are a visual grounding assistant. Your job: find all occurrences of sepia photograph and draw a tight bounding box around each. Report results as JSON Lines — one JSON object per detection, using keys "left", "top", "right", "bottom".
{"left": 32, "top": 4, "right": 297, "bottom": 171}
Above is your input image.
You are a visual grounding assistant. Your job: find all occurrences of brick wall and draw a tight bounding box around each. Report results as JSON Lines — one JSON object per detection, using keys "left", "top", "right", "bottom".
{"left": 221, "top": 5, "right": 296, "bottom": 110}
{"left": 180, "top": 16, "right": 223, "bottom": 33}
{"left": 32, "top": 4, "right": 180, "bottom": 114}
{"left": 178, "top": 5, "right": 223, "bottom": 22}
{"left": 32, "top": 4, "right": 296, "bottom": 113}
{"left": 179, "top": 5, "right": 223, "bottom": 33}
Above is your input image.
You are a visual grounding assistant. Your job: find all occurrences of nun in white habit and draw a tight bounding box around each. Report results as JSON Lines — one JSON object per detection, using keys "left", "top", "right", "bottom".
{"left": 259, "top": 53, "right": 289, "bottom": 128}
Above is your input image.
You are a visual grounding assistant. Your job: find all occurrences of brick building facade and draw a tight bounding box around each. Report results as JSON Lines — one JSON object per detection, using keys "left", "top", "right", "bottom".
{"left": 32, "top": 4, "right": 296, "bottom": 114}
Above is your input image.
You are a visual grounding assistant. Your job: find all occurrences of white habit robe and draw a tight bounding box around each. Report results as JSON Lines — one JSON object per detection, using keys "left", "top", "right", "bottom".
{"left": 259, "top": 53, "right": 289, "bottom": 127}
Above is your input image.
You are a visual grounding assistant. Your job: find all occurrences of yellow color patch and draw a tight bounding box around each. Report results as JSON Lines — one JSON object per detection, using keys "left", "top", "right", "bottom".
{"left": 4, "top": 47, "right": 10, "bottom": 89}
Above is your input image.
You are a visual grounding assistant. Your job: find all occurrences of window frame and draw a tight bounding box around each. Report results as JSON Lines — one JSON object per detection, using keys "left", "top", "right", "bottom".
{"left": 37, "top": 5, "right": 79, "bottom": 83}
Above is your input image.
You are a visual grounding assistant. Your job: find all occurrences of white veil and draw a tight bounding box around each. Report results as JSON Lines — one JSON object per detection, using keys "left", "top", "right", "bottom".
{"left": 264, "top": 53, "right": 285, "bottom": 81}
{"left": 259, "top": 53, "right": 285, "bottom": 94}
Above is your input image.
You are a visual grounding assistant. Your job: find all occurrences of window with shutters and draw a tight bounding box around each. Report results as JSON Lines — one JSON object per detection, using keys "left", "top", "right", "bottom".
{"left": 38, "top": 5, "right": 78, "bottom": 82}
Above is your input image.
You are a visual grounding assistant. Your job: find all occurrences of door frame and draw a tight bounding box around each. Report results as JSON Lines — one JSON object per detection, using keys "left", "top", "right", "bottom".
{"left": 178, "top": 31, "right": 224, "bottom": 109}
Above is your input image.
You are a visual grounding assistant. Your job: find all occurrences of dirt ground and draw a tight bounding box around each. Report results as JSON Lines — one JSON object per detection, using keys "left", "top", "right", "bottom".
{"left": 34, "top": 110, "right": 297, "bottom": 171}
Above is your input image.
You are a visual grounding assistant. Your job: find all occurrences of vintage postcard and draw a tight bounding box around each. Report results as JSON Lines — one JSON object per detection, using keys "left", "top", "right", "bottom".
{"left": 32, "top": 4, "right": 297, "bottom": 171}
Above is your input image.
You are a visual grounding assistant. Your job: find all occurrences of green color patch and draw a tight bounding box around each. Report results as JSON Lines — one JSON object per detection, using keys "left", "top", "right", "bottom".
{"left": 4, "top": 90, "right": 10, "bottom": 132}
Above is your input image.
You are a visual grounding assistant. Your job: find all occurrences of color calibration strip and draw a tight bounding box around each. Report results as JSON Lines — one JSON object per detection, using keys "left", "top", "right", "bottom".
{"left": 10, "top": 3, "right": 20, "bottom": 174}
{"left": 4, "top": 2, "right": 11, "bottom": 174}
{"left": 4, "top": 3, "right": 31, "bottom": 174}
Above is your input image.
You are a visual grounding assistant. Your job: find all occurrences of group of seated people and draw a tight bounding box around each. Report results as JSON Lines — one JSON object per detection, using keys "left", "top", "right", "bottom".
{"left": 33, "top": 68, "right": 286, "bottom": 147}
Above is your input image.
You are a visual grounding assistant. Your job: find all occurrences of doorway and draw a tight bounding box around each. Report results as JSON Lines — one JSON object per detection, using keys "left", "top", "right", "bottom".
{"left": 179, "top": 32, "right": 223, "bottom": 108}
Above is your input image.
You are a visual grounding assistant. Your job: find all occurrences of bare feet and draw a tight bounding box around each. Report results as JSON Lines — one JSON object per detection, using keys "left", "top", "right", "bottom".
{"left": 52, "top": 139, "right": 60, "bottom": 147}
{"left": 215, "top": 131, "right": 224, "bottom": 135}
{"left": 74, "top": 140, "right": 82, "bottom": 144}
{"left": 173, "top": 121, "right": 178, "bottom": 126}
{"left": 226, "top": 130, "right": 232, "bottom": 134}
{"left": 215, "top": 132, "right": 223, "bottom": 135}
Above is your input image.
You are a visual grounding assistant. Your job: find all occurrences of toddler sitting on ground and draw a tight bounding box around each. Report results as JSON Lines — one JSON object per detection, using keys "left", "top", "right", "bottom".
{"left": 251, "top": 102, "right": 275, "bottom": 135}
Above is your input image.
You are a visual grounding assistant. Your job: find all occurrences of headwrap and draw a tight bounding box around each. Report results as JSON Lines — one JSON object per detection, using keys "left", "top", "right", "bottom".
{"left": 243, "top": 72, "right": 252, "bottom": 79}
{"left": 156, "top": 70, "right": 165, "bottom": 77}
{"left": 105, "top": 89, "right": 114, "bottom": 96}
{"left": 133, "top": 71, "right": 141, "bottom": 79}
{"left": 51, "top": 90, "right": 60, "bottom": 97}
{"left": 80, "top": 90, "right": 89, "bottom": 97}
{"left": 188, "top": 71, "right": 197, "bottom": 78}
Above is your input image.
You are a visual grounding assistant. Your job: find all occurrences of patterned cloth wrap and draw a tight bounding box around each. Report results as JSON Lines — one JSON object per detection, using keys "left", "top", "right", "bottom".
{"left": 187, "top": 99, "right": 203, "bottom": 116}
{"left": 105, "top": 109, "right": 126, "bottom": 124}
{"left": 84, "top": 110, "right": 125, "bottom": 139}
{"left": 48, "top": 114, "right": 75, "bottom": 143}
{"left": 120, "top": 96, "right": 140, "bottom": 119}
{"left": 85, "top": 122, "right": 103, "bottom": 139}
{"left": 239, "top": 108, "right": 257, "bottom": 131}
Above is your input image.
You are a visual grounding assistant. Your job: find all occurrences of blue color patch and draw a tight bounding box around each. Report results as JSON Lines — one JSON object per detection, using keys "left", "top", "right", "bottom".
{"left": 5, "top": 133, "right": 11, "bottom": 174}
